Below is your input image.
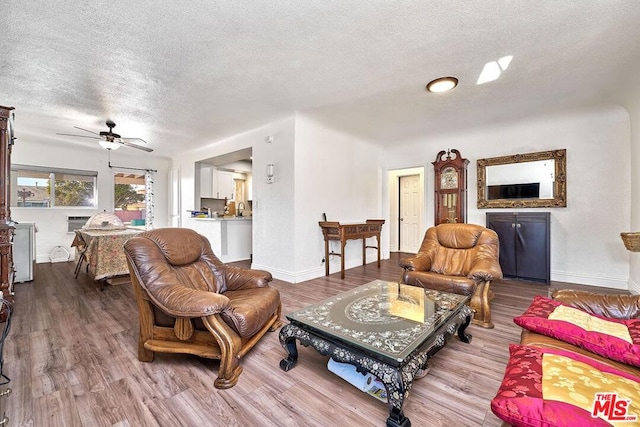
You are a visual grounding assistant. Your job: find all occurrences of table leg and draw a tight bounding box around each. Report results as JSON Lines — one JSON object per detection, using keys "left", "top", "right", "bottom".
{"left": 362, "top": 238, "right": 366, "bottom": 266}
{"left": 340, "top": 238, "right": 346, "bottom": 279}
{"left": 387, "top": 406, "right": 410, "bottom": 427}
{"left": 376, "top": 368, "right": 410, "bottom": 427}
{"left": 458, "top": 313, "right": 472, "bottom": 343}
{"left": 324, "top": 238, "right": 330, "bottom": 276}
{"left": 377, "top": 234, "right": 381, "bottom": 267}
{"left": 279, "top": 323, "right": 413, "bottom": 426}
{"left": 278, "top": 324, "right": 299, "bottom": 371}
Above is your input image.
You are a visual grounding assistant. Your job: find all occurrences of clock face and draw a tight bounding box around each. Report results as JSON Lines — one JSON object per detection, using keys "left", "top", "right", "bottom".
{"left": 440, "top": 166, "right": 458, "bottom": 189}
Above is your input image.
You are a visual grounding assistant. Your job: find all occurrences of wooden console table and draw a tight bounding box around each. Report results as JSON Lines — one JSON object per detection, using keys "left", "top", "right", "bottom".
{"left": 319, "top": 219, "right": 385, "bottom": 279}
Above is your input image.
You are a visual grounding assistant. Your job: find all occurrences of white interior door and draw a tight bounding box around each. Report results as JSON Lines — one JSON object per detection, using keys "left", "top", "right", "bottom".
{"left": 400, "top": 174, "right": 420, "bottom": 253}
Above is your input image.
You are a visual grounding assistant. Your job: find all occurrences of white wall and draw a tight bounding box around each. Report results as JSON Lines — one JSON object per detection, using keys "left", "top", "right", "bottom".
{"left": 172, "top": 116, "right": 297, "bottom": 278}
{"left": 252, "top": 118, "right": 296, "bottom": 276}
{"left": 384, "top": 104, "right": 631, "bottom": 289}
{"left": 622, "top": 87, "right": 640, "bottom": 293}
{"left": 11, "top": 136, "right": 171, "bottom": 263}
{"left": 173, "top": 114, "right": 386, "bottom": 283}
{"left": 292, "top": 115, "right": 385, "bottom": 282}
{"left": 173, "top": 103, "right": 633, "bottom": 289}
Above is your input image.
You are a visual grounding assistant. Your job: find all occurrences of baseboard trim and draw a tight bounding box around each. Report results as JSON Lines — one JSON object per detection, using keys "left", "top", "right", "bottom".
{"left": 252, "top": 256, "right": 389, "bottom": 284}
{"left": 551, "top": 270, "right": 628, "bottom": 290}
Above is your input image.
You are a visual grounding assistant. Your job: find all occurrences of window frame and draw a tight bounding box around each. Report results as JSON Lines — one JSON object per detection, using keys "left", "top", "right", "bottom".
{"left": 11, "top": 164, "right": 98, "bottom": 208}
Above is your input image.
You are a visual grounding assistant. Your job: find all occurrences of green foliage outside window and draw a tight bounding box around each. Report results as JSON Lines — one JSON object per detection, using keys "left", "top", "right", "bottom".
{"left": 114, "top": 184, "right": 144, "bottom": 210}
{"left": 54, "top": 180, "right": 94, "bottom": 206}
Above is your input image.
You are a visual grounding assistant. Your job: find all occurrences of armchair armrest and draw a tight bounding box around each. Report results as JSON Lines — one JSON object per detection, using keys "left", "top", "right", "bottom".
{"left": 150, "top": 283, "right": 231, "bottom": 318}
{"left": 551, "top": 289, "right": 640, "bottom": 319}
{"left": 399, "top": 254, "right": 432, "bottom": 272}
{"left": 224, "top": 265, "right": 273, "bottom": 291}
{"left": 468, "top": 258, "right": 503, "bottom": 282}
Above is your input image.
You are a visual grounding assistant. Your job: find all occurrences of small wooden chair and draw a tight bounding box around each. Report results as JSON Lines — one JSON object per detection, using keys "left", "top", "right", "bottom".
{"left": 71, "top": 230, "right": 88, "bottom": 279}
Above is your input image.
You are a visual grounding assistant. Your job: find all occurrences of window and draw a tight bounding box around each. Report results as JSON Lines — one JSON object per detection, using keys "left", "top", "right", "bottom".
{"left": 11, "top": 165, "right": 97, "bottom": 208}
{"left": 113, "top": 172, "right": 145, "bottom": 225}
{"left": 111, "top": 169, "right": 155, "bottom": 229}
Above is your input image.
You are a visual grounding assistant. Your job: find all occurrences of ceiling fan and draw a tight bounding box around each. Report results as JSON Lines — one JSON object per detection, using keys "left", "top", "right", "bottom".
{"left": 57, "top": 120, "right": 153, "bottom": 152}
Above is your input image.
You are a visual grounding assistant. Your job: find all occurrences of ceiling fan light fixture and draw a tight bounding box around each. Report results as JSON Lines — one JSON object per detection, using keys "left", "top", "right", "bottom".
{"left": 426, "top": 76, "right": 459, "bottom": 93}
{"left": 99, "top": 139, "right": 120, "bottom": 150}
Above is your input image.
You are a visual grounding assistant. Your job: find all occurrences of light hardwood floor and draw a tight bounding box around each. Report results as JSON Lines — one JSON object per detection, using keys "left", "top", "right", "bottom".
{"left": 2, "top": 254, "right": 625, "bottom": 426}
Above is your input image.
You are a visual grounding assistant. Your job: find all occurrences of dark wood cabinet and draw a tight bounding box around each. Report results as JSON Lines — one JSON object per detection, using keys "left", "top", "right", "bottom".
{"left": 486, "top": 212, "right": 550, "bottom": 284}
{"left": 0, "top": 105, "right": 13, "bottom": 423}
{"left": 0, "top": 105, "right": 15, "bottom": 320}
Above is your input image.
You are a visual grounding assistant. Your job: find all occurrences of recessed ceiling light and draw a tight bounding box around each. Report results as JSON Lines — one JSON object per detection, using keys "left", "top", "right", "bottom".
{"left": 426, "top": 77, "right": 459, "bottom": 93}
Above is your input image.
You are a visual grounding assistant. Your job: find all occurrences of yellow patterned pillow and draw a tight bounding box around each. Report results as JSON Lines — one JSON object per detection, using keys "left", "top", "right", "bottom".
{"left": 549, "top": 305, "right": 632, "bottom": 343}
{"left": 514, "top": 296, "right": 640, "bottom": 367}
{"left": 492, "top": 344, "right": 640, "bottom": 427}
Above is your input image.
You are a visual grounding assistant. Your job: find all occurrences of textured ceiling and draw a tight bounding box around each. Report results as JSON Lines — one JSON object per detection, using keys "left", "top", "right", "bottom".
{"left": 2, "top": 1, "right": 640, "bottom": 158}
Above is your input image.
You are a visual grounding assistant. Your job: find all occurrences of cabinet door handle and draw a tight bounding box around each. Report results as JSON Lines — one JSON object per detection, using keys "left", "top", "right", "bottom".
{"left": 517, "top": 223, "right": 521, "bottom": 228}
{"left": 511, "top": 223, "right": 516, "bottom": 228}
{"left": 0, "top": 388, "right": 10, "bottom": 397}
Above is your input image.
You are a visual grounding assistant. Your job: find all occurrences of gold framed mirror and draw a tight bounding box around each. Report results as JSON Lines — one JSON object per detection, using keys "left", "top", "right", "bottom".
{"left": 477, "top": 149, "right": 566, "bottom": 208}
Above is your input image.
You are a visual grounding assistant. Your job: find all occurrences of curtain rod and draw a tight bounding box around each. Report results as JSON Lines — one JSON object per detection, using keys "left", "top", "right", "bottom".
{"left": 108, "top": 161, "right": 157, "bottom": 173}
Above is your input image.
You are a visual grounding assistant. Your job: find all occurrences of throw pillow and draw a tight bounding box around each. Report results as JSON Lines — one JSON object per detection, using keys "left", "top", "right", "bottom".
{"left": 491, "top": 344, "right": 640, "bottom": 427}
{"left": 514, "top": 295, "right": 640, "bottom": 367}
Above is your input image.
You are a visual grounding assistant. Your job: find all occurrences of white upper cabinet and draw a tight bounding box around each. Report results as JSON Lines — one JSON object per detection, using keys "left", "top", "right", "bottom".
{"left": 200, "top": 165, "right": 214, "bottom": 198}
{"left": 217, "top": 171, "right": 234, "bottom": 200}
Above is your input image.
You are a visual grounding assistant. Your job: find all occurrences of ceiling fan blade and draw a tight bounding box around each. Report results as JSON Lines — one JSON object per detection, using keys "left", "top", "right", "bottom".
{"left": 120, "top": 137, "right": 148, "bottom": 144}
{"left": 73, "top": 126, "right": 101, "bottom": 135}
{"left": 118, "top": 140, "right": 154, "bottom": 152}
{"left": 56, "top": 132, "right": 101, "bottom": 140}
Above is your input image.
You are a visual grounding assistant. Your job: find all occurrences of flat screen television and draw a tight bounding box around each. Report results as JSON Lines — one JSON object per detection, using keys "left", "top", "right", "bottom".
{"left": 487, "top": 183, "right": 540, "bottom": 200}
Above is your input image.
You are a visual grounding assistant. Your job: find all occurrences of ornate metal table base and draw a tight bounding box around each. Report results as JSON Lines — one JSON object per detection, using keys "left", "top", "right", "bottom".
{"left": 279, "top": 306, "right": 472, "bottom": 426}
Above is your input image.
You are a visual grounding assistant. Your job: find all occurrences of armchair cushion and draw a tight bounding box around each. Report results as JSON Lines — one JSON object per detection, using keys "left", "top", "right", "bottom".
{"left": 222, "top": 286, "right": 282, "bottom": 337}
{"left": 514, "top": 295, "right": 640, "bottom": 368}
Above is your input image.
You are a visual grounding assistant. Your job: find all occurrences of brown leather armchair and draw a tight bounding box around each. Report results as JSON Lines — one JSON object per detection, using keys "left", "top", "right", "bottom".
{"left": 123, "top": 228, "right": 282, "bottom": 389}
{"left": 399, "top": 223, "right": 502, "bottom": 328}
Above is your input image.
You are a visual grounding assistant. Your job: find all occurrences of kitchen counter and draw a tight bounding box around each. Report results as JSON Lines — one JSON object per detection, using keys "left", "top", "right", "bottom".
{"left": 193, "top": 216, "right": 252, "bottom": 221}
{"left": 183, "top": 217, "right": 252, "bottom": 262}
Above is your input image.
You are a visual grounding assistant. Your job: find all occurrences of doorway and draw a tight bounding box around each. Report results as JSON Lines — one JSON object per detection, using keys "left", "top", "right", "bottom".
{"left": 399, "top": 174, "right": 420, "bottom": 252}
{"left": 388, "top": 167, "right": 424, "bottom": 254}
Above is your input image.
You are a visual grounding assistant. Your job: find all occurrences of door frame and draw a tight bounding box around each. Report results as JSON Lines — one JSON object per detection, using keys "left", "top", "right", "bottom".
{"left": 387, "top": 167, "right": 425, "bottom": 253}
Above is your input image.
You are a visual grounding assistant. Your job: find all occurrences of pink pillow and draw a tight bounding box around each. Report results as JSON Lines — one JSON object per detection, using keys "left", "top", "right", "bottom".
{"left": 491, "top": 344, "right": 640, "bottom": 426}
{"left": 514, "top": 295, "right": 640, "bottom": 367}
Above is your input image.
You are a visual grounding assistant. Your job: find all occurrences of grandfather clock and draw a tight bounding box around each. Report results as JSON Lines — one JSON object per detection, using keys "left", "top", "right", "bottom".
{"left": 433, "top": 149, "right": 469, "bottom": 225}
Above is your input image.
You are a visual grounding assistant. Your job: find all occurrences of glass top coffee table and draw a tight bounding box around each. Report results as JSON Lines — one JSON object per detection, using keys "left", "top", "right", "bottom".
{"left": 279, "top": 279, "right": 473, "bottom": 427}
